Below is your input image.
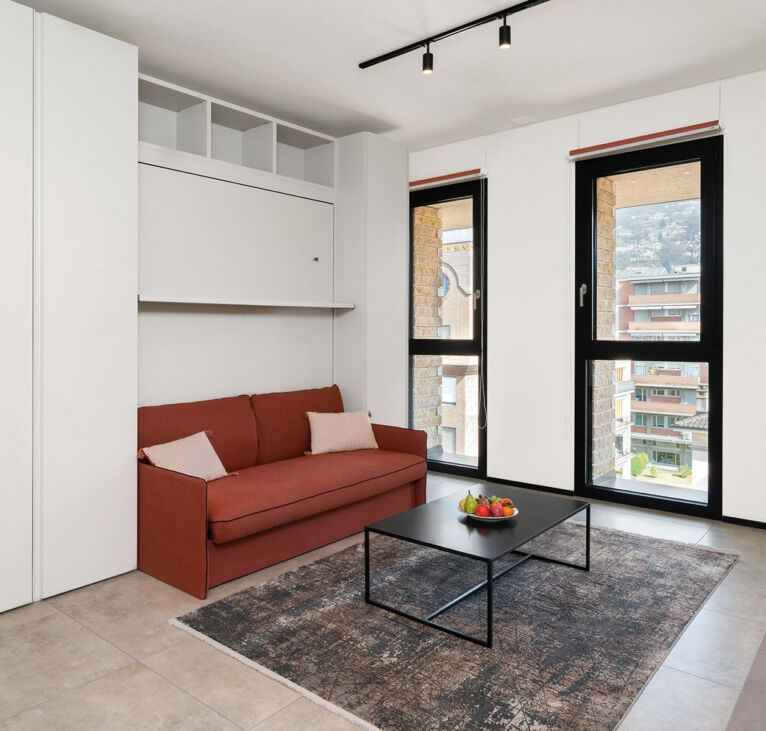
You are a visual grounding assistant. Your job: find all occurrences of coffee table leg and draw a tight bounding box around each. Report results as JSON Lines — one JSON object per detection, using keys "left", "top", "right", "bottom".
{"left": 486, "top": 560, "right": 493, "bottom": 648}
{"left": 585, "top": 503, "right": 591, "bottom": 571}
{"left": 364, "top": 528, "right": 370, "bottom": 603}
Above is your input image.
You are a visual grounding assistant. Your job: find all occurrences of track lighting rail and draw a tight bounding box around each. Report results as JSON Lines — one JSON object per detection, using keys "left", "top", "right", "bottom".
{"left": 358, "top": 0, "right": 551, "bottom": 70}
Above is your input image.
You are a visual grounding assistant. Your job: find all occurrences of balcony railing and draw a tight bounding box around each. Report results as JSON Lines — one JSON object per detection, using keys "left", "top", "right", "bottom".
{"left": 615, "top": 380, "right": 635, "bottom": 394}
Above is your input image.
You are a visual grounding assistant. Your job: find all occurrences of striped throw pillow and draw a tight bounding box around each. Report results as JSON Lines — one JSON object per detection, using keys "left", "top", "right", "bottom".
{"left": 141, "top": 431, "right": 228, "bottom": 481}
{"left": 306, "top": 411, "right": 378, "bottom": 455}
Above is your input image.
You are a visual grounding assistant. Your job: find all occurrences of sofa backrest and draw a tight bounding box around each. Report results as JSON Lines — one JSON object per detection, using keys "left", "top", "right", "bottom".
{"left": 138, "top": 395, "right": 259, "bottom": 472}
{"left": 250, "top": 385, "right": 344, "bottom": 465}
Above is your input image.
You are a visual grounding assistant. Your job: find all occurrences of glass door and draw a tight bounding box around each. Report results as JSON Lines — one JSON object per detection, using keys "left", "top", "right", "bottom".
{"left": 409, "top": 179, "right": 487, "bottom": 477}
{"left": 575, "top": 138, "right": 723, "bottom": 517}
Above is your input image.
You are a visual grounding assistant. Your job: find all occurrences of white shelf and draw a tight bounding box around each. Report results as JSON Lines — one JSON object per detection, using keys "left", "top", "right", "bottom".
{"left": 138, "top": 74, "right": 335, "bottom": 189}
{"left": 138, "top": 294, "right": 354, "bottom": 310}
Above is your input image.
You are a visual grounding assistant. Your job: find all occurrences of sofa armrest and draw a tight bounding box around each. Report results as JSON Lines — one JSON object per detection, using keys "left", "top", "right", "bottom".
{"left": 137, "top": 462, "right": 209, "bottom": 599}
{"left": 372, "top": 424, "right": 427, "bottom": 459}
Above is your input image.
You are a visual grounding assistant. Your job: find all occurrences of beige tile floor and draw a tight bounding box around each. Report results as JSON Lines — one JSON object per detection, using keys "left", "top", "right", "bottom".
{"left": 1, "top": 472, "right": 764, "bottom": 730}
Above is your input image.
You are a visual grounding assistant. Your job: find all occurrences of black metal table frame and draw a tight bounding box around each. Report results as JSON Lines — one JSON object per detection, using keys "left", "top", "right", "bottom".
{"left": 364, "top": 503, "right": 590, "bottom": 648}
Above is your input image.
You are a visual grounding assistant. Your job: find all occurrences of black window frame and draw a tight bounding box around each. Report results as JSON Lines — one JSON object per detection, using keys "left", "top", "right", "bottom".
{"left": 409, "top": 178, "right": 488, "bottom": 478}
{"left": 574, "top": 136, "right": 723, "bottom": 518}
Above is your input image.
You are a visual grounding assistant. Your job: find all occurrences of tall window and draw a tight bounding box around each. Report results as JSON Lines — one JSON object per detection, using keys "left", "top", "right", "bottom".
{"left": 575, "top": 137, "right": 722, "bottom": 518}
{"left": 409, "top": 179, "right": 487, "bottom": 477}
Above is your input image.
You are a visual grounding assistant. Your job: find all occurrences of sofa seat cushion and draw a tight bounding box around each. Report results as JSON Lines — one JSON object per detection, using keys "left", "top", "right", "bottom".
{"left": 207, "top": 449, "right": 425, "bottom": 544}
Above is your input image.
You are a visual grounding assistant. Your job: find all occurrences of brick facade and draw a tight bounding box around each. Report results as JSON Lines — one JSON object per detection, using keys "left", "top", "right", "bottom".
{"left": 592, "top": 178, "right": 617, "bottom": 479}
{"left": 412, "top": 206, "right": 443, "bottom": 449}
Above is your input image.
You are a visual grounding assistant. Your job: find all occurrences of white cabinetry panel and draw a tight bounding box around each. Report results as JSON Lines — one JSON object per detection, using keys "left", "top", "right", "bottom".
{"left": 139, "top": 165, "right": 333, "bottom": 304}
{"left": 37, "top": 14, "right": 137, "bottom": 597}
{"left": 0, "top": 0, "right": 33, "bottom": 613}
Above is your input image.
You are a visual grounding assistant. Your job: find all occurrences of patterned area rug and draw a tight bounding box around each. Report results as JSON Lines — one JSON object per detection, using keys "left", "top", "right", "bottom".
{"left": 174, "top": 523, "right": 736, "bottom": 730}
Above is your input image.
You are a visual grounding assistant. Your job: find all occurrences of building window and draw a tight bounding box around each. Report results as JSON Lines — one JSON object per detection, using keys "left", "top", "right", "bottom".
{"left": 653, "top": 450, "right": 680, "bottom": 466}
{"left": 441, "top": 427, "right": 456, "bottom": 453}
{"left": 615, "top": 398, "right": 624, "bottom": 420}
{"left": 634, "top": 413, "right": 646, "bottom": 426}
{"left": 441, "top": 376, "right": 457, "bottom": 405}
{"left": 651, "top": 414, "right": 666, "bottom": 428}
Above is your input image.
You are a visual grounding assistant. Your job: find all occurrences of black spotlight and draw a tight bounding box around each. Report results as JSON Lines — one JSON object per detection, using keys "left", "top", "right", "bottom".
{"left": 499, "top": 17, "right": 511, "bottom": 49}
{"left": 422, "top": 42, "right": 434, "bottom": 74}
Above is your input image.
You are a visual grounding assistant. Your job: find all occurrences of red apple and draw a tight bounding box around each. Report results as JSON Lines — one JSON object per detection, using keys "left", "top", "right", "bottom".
{"left": 475, "top": 504, "right": 491, "bottom": 517}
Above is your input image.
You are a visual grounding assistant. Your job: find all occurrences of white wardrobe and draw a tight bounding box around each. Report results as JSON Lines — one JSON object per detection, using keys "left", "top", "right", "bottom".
{"left": 0, "top": 1, "right": 137, "bottom": 611}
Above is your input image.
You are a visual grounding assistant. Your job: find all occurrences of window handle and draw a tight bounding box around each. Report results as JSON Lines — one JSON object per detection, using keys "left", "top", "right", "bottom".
{"left": 473, "top": 289, "right": 481, "bottom": 311}
{"left": 579, "top": 283, "right": 588, "bottom": 308}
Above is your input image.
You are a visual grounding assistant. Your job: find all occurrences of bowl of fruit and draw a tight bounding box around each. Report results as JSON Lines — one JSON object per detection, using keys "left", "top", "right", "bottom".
{"left": 458, "top": 491, "right": 518, "bottom": 521}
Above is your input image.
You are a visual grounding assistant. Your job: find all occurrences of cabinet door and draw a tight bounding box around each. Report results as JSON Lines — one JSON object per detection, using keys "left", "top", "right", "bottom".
{"left": 0, "top": 0, "right": 33, "bottom": 613}
{"left": 37, "top": 14, "right": 138, "bottom": 597}
{"left": 139, "top": 165, "right": 333, "bottom": 303}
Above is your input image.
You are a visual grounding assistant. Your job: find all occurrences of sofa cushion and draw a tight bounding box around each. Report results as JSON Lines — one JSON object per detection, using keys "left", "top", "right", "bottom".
{"left": 250, "top": 385, "right": 344, "bottom": 465}
{"left": 207, "top": 449, "right": 426, "bottom": 544}
{"left": 138, "top": 395, "right": 259, "bottom": 472}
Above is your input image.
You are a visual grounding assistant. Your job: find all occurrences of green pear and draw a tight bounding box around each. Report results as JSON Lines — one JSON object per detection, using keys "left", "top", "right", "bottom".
{"left": 464, "top": 490, "right": 477, "bottom": 515}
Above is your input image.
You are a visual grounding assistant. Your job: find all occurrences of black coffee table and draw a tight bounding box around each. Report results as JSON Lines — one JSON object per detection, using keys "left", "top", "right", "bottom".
{"left": 364, "top": 486, "right": 590, "bottom": 648}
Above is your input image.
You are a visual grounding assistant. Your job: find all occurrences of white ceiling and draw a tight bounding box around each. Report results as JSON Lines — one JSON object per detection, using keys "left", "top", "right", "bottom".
{"left": 23, "top": 0, "right": 766, "bottom": 149}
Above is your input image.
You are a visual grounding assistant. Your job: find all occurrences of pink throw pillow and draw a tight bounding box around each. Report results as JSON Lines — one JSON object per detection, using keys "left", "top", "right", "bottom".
{"left": 140, "top": 431, "right": 228, "bottom": 481}
{"left": 306, "top": 411, "right": 378, "bottom": 455}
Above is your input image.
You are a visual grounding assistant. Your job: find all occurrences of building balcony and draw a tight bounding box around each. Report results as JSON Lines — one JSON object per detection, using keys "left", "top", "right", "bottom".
{"left": 631, "top": 400, "right": 696, "bottom": 415}
{"left": 615, "top": 380, "right": 635, "bottom": 394}
{"left": 633, "top": 374, "right": 699, "bottom": 387}
{"left": 627, "top": 293, "right": 700, "bottom": 306}
{"left": 628, "top": 321, "right": 700, "bottom": 332}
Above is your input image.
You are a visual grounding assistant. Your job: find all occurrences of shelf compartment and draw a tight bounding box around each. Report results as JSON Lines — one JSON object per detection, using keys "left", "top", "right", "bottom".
{"left": 138, "top": 294, "right": 354, "bottom": 309}
{"left": 139, "top": 79, "right": 207, "bottom": 155}
{"left": 211, "top": 103, "right": 274, "bottom": 172}
{"left": 276, "top": 125, "right": 335, "bottom": 187}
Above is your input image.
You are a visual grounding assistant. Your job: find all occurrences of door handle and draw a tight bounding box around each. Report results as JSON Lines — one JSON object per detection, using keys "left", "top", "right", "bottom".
{"left": 579, "top": 283, "right": 588, "bottom": 308}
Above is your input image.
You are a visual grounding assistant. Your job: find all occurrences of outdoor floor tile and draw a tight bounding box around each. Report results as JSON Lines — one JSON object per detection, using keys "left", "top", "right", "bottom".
{"left": 252, "top": 697, "right": 357, "bottom": 730}
{"left": 0, "top": 611, "right": 132, "bottom": 720}
{"left": 1, "top": 663, "right": 236, "bottom": 730}
{"left": 618, "top": 665, "right": 739, "bottom": 731}
{"left": 142, "top": 633, "right": 299, "bottom": 728}
{"left": 664, "top": 608, "right": 766, "bottom": 689}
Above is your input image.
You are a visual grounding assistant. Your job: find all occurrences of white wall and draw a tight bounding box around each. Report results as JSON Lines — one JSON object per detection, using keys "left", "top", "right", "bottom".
{"left": 138, "top": 305, "right": 333, "bottom": 406}
{"left": 410, "top": 71, "right": 766, "bottom": 522}
{"left": 334, "top": 132, "right": 409, "bottom": 426}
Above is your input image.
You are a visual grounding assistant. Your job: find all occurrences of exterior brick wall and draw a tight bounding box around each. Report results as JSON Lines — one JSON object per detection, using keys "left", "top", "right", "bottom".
{"left": 592, "top": 178, "right": 617, "bottom": 479}
{"left": 412, "top": 206, "right": 443, "bottom": 449}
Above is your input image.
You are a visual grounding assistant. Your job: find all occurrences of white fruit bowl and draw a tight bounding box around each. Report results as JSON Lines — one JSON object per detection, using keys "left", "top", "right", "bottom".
{"left": 458, "top": 507, "right": 519, "bottom": 522}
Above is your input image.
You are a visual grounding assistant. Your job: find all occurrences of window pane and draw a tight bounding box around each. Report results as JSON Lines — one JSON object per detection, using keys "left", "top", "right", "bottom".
{"left": 412, "top": 199, "right": 473, "bottom": 340}
{"left": 411, "top": 355, "right": 479, "bottom": 467}
{"left": 595, "top": 162, "right": 701, "bottom": 341}
{"left": 591, "top": 359, "right": 709, "bottom": 503}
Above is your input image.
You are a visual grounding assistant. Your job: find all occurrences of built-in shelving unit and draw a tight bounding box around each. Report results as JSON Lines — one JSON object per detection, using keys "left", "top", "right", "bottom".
{"left": 138, "top": 295, "right": 354, "bottom": 310}
{"left": 138, "top": 74, "right": 336, "bottom": 190}
{"left": 139, "top": 78, "right": 207, "bottom": 155}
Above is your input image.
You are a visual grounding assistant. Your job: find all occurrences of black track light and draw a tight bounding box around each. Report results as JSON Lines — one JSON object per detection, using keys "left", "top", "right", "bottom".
{"left": 422, "top": 42, "right": 434, "bottom": 75}
{"left": 499, "top": 16, "right": 511, "bottom": 49}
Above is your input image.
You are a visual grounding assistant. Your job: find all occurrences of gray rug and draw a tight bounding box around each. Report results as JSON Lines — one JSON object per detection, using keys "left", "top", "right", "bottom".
{"left": 174, "top": 523, "right": 736, "bottom": 730}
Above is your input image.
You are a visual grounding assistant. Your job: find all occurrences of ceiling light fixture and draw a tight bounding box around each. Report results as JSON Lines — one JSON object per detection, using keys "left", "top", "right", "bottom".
{"left": 358, "top": 0, "right": 551, "bottom": 71}
{"left": 499, "top": 15, "right": 511, "bottom": 49}
{"left": 422, "top": 42, "right": 434, "bottom": 74}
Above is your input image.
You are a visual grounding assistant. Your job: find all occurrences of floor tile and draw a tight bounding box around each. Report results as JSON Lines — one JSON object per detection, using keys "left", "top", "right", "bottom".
{"left": 0, "top": 611, "right": 132, "bottom": 720}
{"left": 143, "top": 634, "right": 299, "bottom": 728}
{"left": 0, "top": 601, "right": 59, "bottom": 633}
{"left": 698, "top": 523, "right": 766, "bottom": 568}
{"left": 48, "top": 570, "right": 215, "bottom": 660}
{"left": 577, "top": 508, "right": 711, "bottom": 543}
{"left": 664, "top": 608, "right": 766, "bottom": 689}
{"left": 253, "top": 697, "right": 357, "bottom": 730}
{"left": 1, "top": 663, "right": 236, "bottom": 730}
{"left": 703, "top": 562, "right": 766, "bottom": 622}
{"left": 618, "top": 665, "right": 739, "bottom": 731}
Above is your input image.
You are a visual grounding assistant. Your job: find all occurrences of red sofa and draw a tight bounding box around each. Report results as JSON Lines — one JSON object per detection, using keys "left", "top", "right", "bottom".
{"left": 137, "top": 385, "right": 427, "bottom": 598}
